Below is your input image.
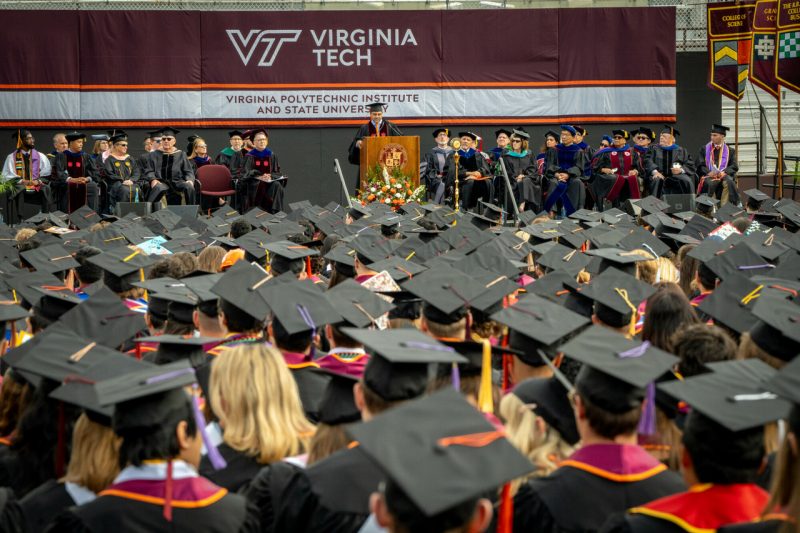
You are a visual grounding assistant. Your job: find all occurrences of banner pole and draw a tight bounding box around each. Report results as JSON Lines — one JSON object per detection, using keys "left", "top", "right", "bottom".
{"left": 735, "top": 99, "right": 739, "bottom": 190}
{"left": 777, "top": 89, "right": 783, "bottom": 199}
{"left": 498, "top": 158, "right": 521, "bottom": 224}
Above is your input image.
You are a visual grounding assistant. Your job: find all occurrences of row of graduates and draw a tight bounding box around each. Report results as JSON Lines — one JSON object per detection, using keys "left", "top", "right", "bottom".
{"left": 0, "top": 187, "right": 798, "bottom": 532}
{"left": 2, "top": 128, "right": 287, "bottom": 219}
{"left": 421, "top": 124, "right": 739, "bottom": 218}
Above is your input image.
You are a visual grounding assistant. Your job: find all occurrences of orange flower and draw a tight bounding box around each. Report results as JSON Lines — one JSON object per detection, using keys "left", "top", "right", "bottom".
{"left": 390, "top": 188, "right": 396, "bottom": 194}
{"left": 381, "top": 186, "right": 388, "bottom": 192}
{"left": 390, "top": 178, "right": 397, "bottom": 184}
{"left": 367, "top": 194, "right": 375, "bottom": 201}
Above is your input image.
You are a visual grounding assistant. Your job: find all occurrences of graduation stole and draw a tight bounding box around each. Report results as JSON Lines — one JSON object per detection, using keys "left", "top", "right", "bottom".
{"left": 704, "top": 142, "right": 729, "bottom": 173}
{"left": 111, "top": 157, "right": 133, "bottom": 179}
{"left": 367, "top": 121, "right": 388, "bottom": 137}
{"left": 607, "top": 149, "right": 641, "bottom": 200}
{"left": 64, "top": 150, "right": 86, "bottom": 179}
{"left": 14, "top": 149, "right": 40, "bottom": 180}
{"left": 248, "top": 148, "right": 272, "bottom": 171}
{"left": 556, "top": 144, "right": 581, "bottom": 170}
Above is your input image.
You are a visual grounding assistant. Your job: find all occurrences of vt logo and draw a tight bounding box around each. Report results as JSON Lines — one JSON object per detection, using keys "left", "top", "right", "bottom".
{"left": 226, "top": 29, "right": 302, "bottom": 67}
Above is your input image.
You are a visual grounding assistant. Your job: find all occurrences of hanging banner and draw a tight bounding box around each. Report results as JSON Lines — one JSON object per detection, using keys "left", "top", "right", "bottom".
{"left": 707, "top": 1, "right": 756, "bottom": 101}
{"left": 776, "top": 0, "right": 800, "bottom": 93}
{"left": 750, "top": 0, "right": 780, "bottom": 97}
{"left": 0, "top": 7, "right": 677, "bottom": 127}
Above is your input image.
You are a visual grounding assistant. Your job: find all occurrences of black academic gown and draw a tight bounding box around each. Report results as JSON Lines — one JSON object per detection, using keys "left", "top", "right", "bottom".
{"left": 19, "top": 479, "right": 75, "bottom": 533}
{"left": 501, "top": 151, "right": 541, "bottom": 213}
{"left": 347, "top": 120, "right": 403, "bottom": 191}
{"left": 718, "top": 519, "right": 790, "bottom": 533}
{"left": 274, "top": 447, "right": 382, "bottom": 533}
{"left": 54, "top": 150, "right": 100, "bottom": 212}
{"left": 456, "top": 149, "right": 492, "bottom": 210}
{"left": 239, "top": 461, "right": 308, "bottom": 533}
{"left": 695, "top": 144, "right": 740, "bottom": 205}
{"left": 103, "top": 155, "right": 142, "bottom": 210}
{"left": 543, "top": 144, "right": 587, "bottom": 215}
{"left": 513, "top": 444, "right": 686, "bottom": 532}
{"left": 240, "top": 149, "right": 285, "bottom": 214}
{"left": 0, "top": 487, "right": 23, "bottom": 533}
{"left": 144, "top": 150, "right": 197, "bottom": 205}
{"left": 422, "top": 147, "right": 455, "bottom": 204}
{"left": 644, "top": 145, "right": 695, "bottom": 198}
{"left": 591, "top": 147, "right": 645, "bottom": 210}
{"left": 46, "top": 481, "right": 259, "bottom": 533}
{"left": 198, "top": 443, "right": 262, "bottom": 493}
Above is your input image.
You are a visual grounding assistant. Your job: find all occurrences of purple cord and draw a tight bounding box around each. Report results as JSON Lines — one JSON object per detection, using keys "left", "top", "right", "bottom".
{"left": 638, "top": 382, "right": 657, "bottom": 436}
{"left": 144, "top": 367, "right": 194, "bottom": 385}
{"left": 451, "top": 362, "right": 461, "bottom": 392}
{"left": 618, "top": 341, "right": 651, "bottom": 359}
{"left": 738, "top": 264, "right": 775, "bottom": 271}
{"left": 296, "top": 304, "right": 317, "bottom": 359}
{"left": 191, "top": 385, "right": 227, "bottom": 470}
{"left": 401, "top": 341, "right": 455, "bottom": 352}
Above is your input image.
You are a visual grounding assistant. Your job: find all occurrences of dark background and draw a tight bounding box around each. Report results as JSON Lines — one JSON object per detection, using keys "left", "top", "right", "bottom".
{"left": 2, "top": 52, "right": 718, "bottom": 208}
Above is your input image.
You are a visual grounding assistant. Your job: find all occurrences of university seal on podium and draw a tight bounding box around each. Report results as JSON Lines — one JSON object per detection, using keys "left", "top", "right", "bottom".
{"left": 378, "top": 143, "right": 408, "bottom": 170}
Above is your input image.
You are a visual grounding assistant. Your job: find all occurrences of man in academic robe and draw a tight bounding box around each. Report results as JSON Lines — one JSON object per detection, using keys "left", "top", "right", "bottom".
{"left": 696, "top": 124, "right": 740, "bottom": 206}
{"left": 645, "top": 126, "right": 695, "bottom": 198}
{"left": 2, "top": 129, "right": 53, "bottom": 214}
{"left": 143, "top": 127, "right": 196, "bottom": 206}
{"left": 543, "top": 125, "right": 587, "bottom": 216}
{"left": 214, "top": 130, "right": 246, "bottom": 169}
{"left": 421, "top": 128, "right": 455, "bottom": 204}
{"left": 54, "top": 131, "right": 100, "bottom": 213}
{"left": 489, "top": 128, "right": 512, "bottom": 162}
{"left": 47, "top": 133, "right": 67, "bottom": 175}
{"left": 239, "top": 129, "right": 285, "bottom": 214}
{"left": 347, "top": 102, "right": 402, "bottom": 193}
{"left": 455, "top": 131, "right": 492, "bottom": 210}
{"left": 632, "top": 127, "right": 655, "bottom": 159}
{"left": 591, "top": 129, "right": 644, "bottom": 211}
{"left": 137, "top": 131, "right": 158, "bottom": 175}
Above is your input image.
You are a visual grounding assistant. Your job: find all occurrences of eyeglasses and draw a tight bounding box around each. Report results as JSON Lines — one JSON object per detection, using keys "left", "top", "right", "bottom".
{"left": 511, "top": 139, "right": 523, "bottom": 143}
{"left": 116, "top": 143, "right": 128, "bottom": 147}
{"left": 635, "top": 136, "right": 647, "bottom": 140}
{"left": 613, "top": 136, "right": 625, "bottom": 139}
{"left": 196, "top": 145, "right": 207, "bottom": 149}
{"left": 162, "top": 137, "right": 175, "bottom": 141}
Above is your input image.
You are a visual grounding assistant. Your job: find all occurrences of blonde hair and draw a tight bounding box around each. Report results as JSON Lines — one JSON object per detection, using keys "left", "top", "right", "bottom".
{"left": 307, "top": 424, "right": 351, "bottom": 466}
{"left": 197, "top": 245, "right": 225, "bottom": 273}
{"left": 763, "top": 426, "right": 800, "bottom": 533}
{"left": 499, "top": 393, "right": 575, "bottom": 495}
{"left": 210, "top": 344, "right": 315, "bottom": 464}
{"left": 63, "top": 414, "right": 121, "bottom": 494}
{"left": 188, "top": 137, "right": 207, "bottom": 159}
{"left": 14, "top": 228, "right": 36, "bottom": 244}
{"left": 630, "top": 249, "right": 658, "bottom": 284}
{"left": 738, "top": 331, "right": 787, "bottom": 370}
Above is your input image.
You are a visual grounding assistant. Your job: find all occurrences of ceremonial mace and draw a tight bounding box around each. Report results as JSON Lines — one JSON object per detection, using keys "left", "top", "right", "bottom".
{"left": 451, "top": 139, "right": 460, "bottom": 211}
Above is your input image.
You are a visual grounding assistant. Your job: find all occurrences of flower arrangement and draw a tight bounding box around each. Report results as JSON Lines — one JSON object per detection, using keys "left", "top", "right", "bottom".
{"left": 356, "top": 164, "right": 425, "bottom": 210}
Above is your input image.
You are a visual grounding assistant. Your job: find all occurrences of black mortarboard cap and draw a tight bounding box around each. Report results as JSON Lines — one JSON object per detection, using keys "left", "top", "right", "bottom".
{"left": 743, "top": 232, "right": 792, "bottom": 262}
{"left": 580, "top": 266, "right": 656, "bottom": 316}
{"left": 12, "top": 324, "right": 123, "bottom": 382}
{"left": 366, "top": 101, "right": 387, "bottom": 112}
{"left": 678, "top": 214, "right": 719, "bottom": 241}
{"left": 705, "top": 242, "right": 776, "bottom": 281}
{"left": 747, "top": 294, "right": 800, "bottom": 362}
{"left": 135, "top": 334, "right": 213, "bottom": 367}
{"left": 638, "top": 196, "right": 670, "bottom": 215}
{"left": 87, "top": 245, "right": 156, "bottom": 278}
{"left": 30, "top": 285, "right": 82, "bottom": 321}
{"left": 263, "top": 239, "right": 318, "bottom": 261}
{"left": 710, "top": 124, "right": 730, "bottom": 135}
{"left": 527, "top": 270, "right": 578, "bottom": 300}
{"left": 4, "top": 270, "right": 62, "bottom": 308}
{"left": 65, "top": 131, "right": 86, "bottom": 142}
{"left": 154, "top": 127, "right": 180, "bottom": 138}
{"left": 560, "top": 325, "right": 678, "bottom": 413}
{"left": 211, "top": 262, "right": 271, "bottom": 320}
{"left": 57, "top": 286, "right": 146, "bottom": 348}
{"left": 659, "top": 364, "right": 790, "bottom": 432}
{"left": 744, "top": 188, "right": 770, "bottom": 204}
{"left": 492, "top": 293, "right": 590, "bottom": 352}
{"left": 696, "top": 272, "right": 762, "bottom": 334}
{"left": 585, "top": 247, "right": 653, "bottom": 276}
{"left": 49, "top": 352, "right": 150, "bottom": 425}
{"left": 401, "top": 266, "right": 485, "bottom": 324}
{"left": 695, "top": 195, "right": 719, "bottom": 210}
{"left": 765, "top": 356, "right": 800, "bottom": 405}
{"left": 261, "top": 280, "right": 341, "bottom": 334}
{"left": 660, "top": 125, "right": 680, "bottom": 137}
{"left": 234, "top": 228, "right": 277, "bottom": 260}
{"left": 327, "top": 279, "right": 394, "bottom": 328}
{"left": 69, "top": 205, "right": 102, "bottom": 230}
{"left": 617, "top": 227, "right": 670, "bottom": 257}
{"left": 772, "top": 252, "right": 800, "bottom": 282}
{"left": 0, "top": 302, "right": 30, "bottom": 323}
{"left": 314, "top": 369, "right": 361, "bottom": 426}
{"left": 20, "top": 243, "right": 79, "bottom": 274}
{"left": 537, "top": 243, "right": 592, "bottom": 276}
{"left": 347, "top": 388, "right": 534, "bottom": 517}
{"left": 367, "top": 255, "right": 427, "bottom": 282}
{"left": 343, "top": 328, "right": 466, "bottom": 402}
{"left": 513, "top": 377, "right": 580, "bottom": 445}
{"left": 468, "top": 273, "right": 519, "bottom": 314}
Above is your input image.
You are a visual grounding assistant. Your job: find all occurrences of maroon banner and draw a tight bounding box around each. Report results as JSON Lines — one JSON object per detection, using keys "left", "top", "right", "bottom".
{"left": 0, "top": 8, "right": 676, "bottom": 127}
{"left": 750, "top": 0, "right": 780, "bottom": 97}
{"left": 776, "top": 0, "right": 800, "bottom": 93}
{"left": 708, "top": 1, "right": 756, "bottom": 101}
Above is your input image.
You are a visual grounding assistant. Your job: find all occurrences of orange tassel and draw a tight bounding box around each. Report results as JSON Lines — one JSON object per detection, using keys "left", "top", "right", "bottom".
{"left": 305, "top": 256, "right": 312, "bottom": 278}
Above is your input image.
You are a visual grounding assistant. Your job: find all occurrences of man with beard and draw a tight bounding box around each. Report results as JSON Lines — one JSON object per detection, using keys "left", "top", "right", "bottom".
{"left": 2, "top": 129, "right": 53, "bottom": 215}
{"left": 54, "top": 131, "right": 100, "bottom": 212}
{"left": 696, "top": 124, "right": 740, "bottom": 207}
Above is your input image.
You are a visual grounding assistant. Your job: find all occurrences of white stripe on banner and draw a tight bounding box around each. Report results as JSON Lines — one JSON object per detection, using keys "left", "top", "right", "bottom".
{"left": 0, "top": 87, "right": 675, "bottom": 122}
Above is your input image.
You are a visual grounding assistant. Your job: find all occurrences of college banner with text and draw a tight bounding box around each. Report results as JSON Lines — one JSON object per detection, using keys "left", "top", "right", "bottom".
{"left": 0, "top": 7, "right": 676, "bottom": 128}
{"left": 707, "top": 0, "right": 756, "bottom": 101}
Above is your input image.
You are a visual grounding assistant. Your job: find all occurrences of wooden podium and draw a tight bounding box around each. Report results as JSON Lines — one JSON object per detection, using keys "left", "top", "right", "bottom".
{"left": 359, "top": 136, "right": 420, "bottom": 190}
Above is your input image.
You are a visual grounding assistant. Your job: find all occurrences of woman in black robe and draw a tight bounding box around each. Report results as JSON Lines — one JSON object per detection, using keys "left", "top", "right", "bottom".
{"left": 103, "top": 132, "right": 142, "bottom": 213}
{"left": 500, "top": 128, "right": 541, "bottom": 214}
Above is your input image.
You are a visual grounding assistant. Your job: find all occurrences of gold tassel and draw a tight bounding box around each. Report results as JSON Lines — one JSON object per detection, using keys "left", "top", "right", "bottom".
{"left": 477, "top": 339, "right": 493, "bottom": 414}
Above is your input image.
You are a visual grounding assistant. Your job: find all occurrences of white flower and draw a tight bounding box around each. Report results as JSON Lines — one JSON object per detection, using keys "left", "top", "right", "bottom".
{"left": 370, "top": 187, "right": 376, "bottom": 193}
{"left": 384, "top": 198, "right": 391, "bottom": 204}
{"left": 395, "top": 193, "right": 402, "bottom": 198}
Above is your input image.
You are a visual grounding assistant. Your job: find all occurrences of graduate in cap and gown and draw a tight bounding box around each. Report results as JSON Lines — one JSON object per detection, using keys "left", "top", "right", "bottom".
{"left": 543, "top": 125, "right": 588, "bottom": 216}
{"left": 644, "top": 126, "right": 695, "bottom": 198}
{"left": 143, "top": 127, "right": 197, "bottom": 206}
{"left": 456, "top": 131, "right": 493, "bottom": 210}
{"left": 54, "top": 131, "right": 100, "bottom": 213}
{"left": 48, "top": 361, "right": 260, "bottom": 532}
{"left": 513, "top": 326, "right": 686, "bottom": 531}
{"left": 347, "top": 102, "right": 403, "bottom": 192}
{"left": 2, "top": 129, "right": 52, "bottom": 213}
{"left": 696, "top": 124, "right": 741, "bottom": 207}
{"left": 422, "top": 127, "right": 455, "bottom": 204}
{"left": 501, "top": 128, "right": 542, "bottom": 213}
{"left": 604, "top": 361, "right": 790, "bottom": 532}
{"left": 591, "top": 129, "right": 645, "bottom": 211}
{"left": 103, "top": 131, "right": 142, "bottom": 213}
{"left": 240, "top": 129, "right": 285, "bottom": 214}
